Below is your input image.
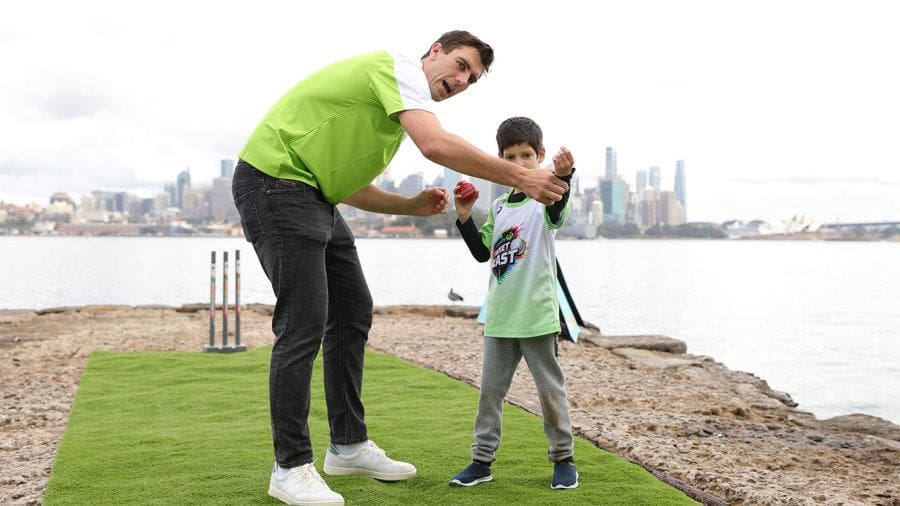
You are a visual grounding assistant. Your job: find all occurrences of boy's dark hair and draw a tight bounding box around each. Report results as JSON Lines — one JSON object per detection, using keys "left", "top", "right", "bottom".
{"left": 422, "top": 30, "right": 494, "bottom": 73}
{"left": 496, "top": 117, "right": 543, "bottom": 155}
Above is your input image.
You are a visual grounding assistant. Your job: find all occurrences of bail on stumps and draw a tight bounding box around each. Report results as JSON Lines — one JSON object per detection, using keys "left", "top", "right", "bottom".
{"left": 204, "top": 250, "right": 247, "bottom": 353}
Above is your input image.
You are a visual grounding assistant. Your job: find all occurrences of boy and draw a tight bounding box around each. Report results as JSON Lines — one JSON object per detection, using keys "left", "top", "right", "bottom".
{"left": 450, "top": 116, "right": 578, "bottom": 490}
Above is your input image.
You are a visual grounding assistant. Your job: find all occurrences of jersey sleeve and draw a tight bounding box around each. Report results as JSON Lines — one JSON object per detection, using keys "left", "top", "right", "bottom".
{"left": 375, "top": 52, "right": 435, "bottom": 119}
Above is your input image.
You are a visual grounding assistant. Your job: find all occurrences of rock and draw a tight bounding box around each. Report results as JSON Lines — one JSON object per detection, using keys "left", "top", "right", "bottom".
{"left": 244, "top": 303, "right": 274, "bottom": 315}
{"left": 585, "top": 334, "right": 687, "bottom": 353}
{"left": 78, "top": 305, "right": 131, "bottom": 314}
{"left": 443, "top": 306, "right": 480, "bottom": 318}
{"left": 725, "top": 397, "right": 754, "bottom": 419}
{"left": 821, "top": 414, "right": 900, "bottom": 442}
{"left": 176, "top": 303, "right": 209, "bottom": 313}
{"left": 0, "top": 310, "right": 37, "bottom": 323}
{"left": 34, "top": 307, "right": 78, "bottom": 315}
{"left": 611, "top": 347, "right": 702, "bottom": 369}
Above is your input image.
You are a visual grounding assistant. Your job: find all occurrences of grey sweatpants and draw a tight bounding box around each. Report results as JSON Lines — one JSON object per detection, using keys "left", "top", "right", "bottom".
{"left": 472, "top": 333, "right": 574, "bottom": 464}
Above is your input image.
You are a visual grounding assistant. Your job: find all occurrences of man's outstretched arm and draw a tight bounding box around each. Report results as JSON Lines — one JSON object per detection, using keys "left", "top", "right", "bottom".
{"left": 343, "top": 184, "right": 449, "bottom": 216}
{"left": 398, "top": 109, "right": 568, "bottom": 205}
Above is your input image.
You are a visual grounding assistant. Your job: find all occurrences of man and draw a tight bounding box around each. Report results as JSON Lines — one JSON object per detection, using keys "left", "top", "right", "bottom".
{"left": 231, "top": 30, "right": 568, "bottom": 506}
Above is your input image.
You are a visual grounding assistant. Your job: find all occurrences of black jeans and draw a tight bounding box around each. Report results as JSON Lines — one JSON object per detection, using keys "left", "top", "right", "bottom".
{"left": 232, "top": 160, "right": 371, "bottom": 467}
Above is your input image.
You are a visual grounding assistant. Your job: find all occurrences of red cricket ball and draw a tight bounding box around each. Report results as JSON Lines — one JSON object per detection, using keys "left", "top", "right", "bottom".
{"left": 455, "top": 181, "right": 479, "bottom": 203}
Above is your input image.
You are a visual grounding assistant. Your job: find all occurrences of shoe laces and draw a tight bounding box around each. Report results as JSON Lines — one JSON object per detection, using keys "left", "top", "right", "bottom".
{"left": 365, "top": 441, "right": 385, "bottom": 455}
{"left": 284, "top": 461, "right": 328, "bottom": 492}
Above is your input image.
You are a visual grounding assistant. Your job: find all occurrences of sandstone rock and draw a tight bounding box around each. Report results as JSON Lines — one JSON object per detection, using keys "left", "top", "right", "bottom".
{"left": 78, "top": 305, "right": 131, "bottom": 314}
{"left": 0, "top": 310, "right": 37, "bottom": 323}
{"left": 611, "top": 347, "right": 702, "bottom": 369}
{"left": 585, "top": 334, "right": 687, "bottom": 353}
{"left": 822, "top": 413, "right": 900, "bottom": 442}
{"left": 34, "top": 307, "right": 78, "bottom": 315}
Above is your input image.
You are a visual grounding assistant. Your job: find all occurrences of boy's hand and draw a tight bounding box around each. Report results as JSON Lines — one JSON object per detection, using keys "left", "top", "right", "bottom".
{"left": 454, "top": 181, "right": 479, "bottom": 222}
{"left": 552, "top": 147, "right": 574, "bottom": 177}
{"left": 409, "top": 187, "right": 449, "bottom": 216}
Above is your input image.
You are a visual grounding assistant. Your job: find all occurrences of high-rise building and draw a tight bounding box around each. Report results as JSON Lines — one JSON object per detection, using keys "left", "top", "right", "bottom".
{"left": 92, "top": 191, "right": 117, "bottom": 212}
{"left": 442, "top": 167, "right": 459, "bottom": 210}
{"left": 658, "top": 191, "right": 686, "bottom": 226}
{"left": 674, "top": 159, "right": 686, "bottom": 220}
{"left": 181, "top": 188, "right": 208, "bottom": 221}
{"left": 80, "top": 194, "right": 97, "bottom": 211}
{"left": 397, "top": 172, "right": 423, "bottom": 196}
{"left": 220, "top": 159, "right": 235, "bottom": 178}
{"left": 472, "top": 177, "right": 492, "bottom": 213}
{"left": 599, "top": 179, "right": 627, "bottom": 224}
{"left": 604, "top": 147, "right": 617, "bottom": 181}
{"left": 141, "top": 198, "right": 155, "bottom": 216}
{"left": 636, "top": 170, "right": 648, "bottom": 195}
{"left": 376, "top": 170, "right": 395, "bottom": 193}
{"left": 590, "top": 200, "right": 604, "bottom": 225}
{"left": 163, "top": 182, "right": 177, "bottom": 209}
{"left": 176, "top": 169, "right": 191, "bottom": 209}
{"left": 491, "top": 182, "right": 511, "bottom": 201}
{"left": 156, "top": 192, "right": 171, "bottom": 211}
{"left": 649, "top": 166, "right": 661, "bottom": 191}
{"left": 114, "top": 192, "right": 129, "bottom": 214}
{"left": 212, "top": 177, "right": 239, "bottom": 222}
{"left": 442, "top": 167, "right": 459, "bottom": 190}
{"left": 640, "top": 191, "right": 658, "bottom": 228}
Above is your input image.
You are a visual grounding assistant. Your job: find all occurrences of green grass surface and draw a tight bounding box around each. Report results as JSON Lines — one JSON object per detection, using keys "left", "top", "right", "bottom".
{"left": 45, "top": 347, "right": 695, "bottom": 505}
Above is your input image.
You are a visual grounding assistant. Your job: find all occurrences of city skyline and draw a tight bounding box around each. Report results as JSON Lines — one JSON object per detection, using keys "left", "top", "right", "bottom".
{"left": 2, "top": 1, "right": 898, "bottom": 224}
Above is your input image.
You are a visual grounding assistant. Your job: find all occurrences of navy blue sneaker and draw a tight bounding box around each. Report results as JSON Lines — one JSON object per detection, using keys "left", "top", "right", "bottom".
{"left": 552, "top": 461, "right": 579, "bottom": 489}
{"left": 449, "top": 462, "right": 493, "bottom": 487}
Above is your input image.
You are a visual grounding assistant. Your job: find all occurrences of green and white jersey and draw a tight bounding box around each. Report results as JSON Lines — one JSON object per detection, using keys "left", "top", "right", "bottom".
{"left": 239, "top": 51, "right": 434, "bottom": 204}
{"left": 480, "top": 192, "right": 570, "bottom": 338}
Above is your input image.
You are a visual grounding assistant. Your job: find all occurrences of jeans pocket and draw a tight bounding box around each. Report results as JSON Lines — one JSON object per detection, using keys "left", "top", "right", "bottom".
{"left": 267, "top": 188, "right": 332, "bottom": 244}
{"left": 234, "top": 188, "right": 267, "bottom": 244}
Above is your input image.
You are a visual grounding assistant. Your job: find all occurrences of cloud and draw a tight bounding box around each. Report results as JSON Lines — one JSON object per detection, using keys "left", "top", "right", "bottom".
{"left": 732, "top": 176, "right": 898, "bottom": 186}
{"left": 31, "top": 85, "right": 113, "bottom": 121}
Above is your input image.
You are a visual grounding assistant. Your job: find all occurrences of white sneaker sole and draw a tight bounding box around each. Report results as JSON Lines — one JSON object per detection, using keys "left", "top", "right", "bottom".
{"left": 551, "top": 470, "right": 580, "bottom": 489}
{"left": 323, "top": 463, "right": 416, "bottom": 481}
{"left": 268, "top": 485, "right": 344, "bottom": 505}
{"left": 449, "top": 475, "right": 493, "bottom": 487}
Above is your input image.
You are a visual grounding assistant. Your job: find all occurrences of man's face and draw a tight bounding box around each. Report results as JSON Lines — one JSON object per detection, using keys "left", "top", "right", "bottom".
{"left": 501, "top": 143, "right": 545, "bottom": 170}
{"left": 422, "top": 43, "right": 485, "bottom": 102}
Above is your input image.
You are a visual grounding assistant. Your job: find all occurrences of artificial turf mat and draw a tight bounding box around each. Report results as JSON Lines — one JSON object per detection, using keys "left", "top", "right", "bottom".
{"left": 44, "top": 346, "right": 695, "bottom": 505}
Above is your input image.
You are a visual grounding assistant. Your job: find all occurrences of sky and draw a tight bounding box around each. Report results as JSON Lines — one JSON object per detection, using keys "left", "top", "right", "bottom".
{"left": 1, "top": 0, "right": 898, "bottom": 224}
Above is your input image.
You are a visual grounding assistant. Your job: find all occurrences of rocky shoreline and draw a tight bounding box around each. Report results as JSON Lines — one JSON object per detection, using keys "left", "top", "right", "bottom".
{"left": 1, "top": 305, "right": 897, "bottom": 505}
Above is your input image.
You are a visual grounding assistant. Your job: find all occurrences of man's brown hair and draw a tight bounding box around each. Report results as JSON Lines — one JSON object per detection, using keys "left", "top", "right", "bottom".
{"left": 422, "top": 30, "right": 494, "bottom": 73}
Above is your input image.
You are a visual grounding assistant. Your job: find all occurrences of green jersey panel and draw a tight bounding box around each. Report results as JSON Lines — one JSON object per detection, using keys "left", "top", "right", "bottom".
{"left": 239, "top": 51, "right": 434, "bottom": 204}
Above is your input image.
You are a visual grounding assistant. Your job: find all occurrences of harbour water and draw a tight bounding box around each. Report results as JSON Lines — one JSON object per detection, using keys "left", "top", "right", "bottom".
{"left": 1, "top": 236, "right": 897, "bottom": 424}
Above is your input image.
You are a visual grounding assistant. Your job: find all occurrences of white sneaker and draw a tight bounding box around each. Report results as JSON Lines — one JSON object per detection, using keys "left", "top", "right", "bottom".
{"left": 268, "top": 463, "right": 344, "bottom": 505}
{"left": 323, "top": 440, "right": 417, "bottom": 481}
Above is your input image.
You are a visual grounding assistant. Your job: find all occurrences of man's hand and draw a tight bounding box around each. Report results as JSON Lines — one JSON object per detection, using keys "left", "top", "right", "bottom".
{"left": 552, "top": 147, "right": 574, "bottom": 177}
{"left": 519, "top": 170, "right": 568, "bottom": 205}
{"left": 408, "top": 187, "right": 450, "bottom": 216}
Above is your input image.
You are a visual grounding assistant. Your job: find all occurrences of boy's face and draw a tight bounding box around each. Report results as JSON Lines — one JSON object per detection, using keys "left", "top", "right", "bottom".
{"left": 500, "top": 143, "right": 545, "bottom": 170}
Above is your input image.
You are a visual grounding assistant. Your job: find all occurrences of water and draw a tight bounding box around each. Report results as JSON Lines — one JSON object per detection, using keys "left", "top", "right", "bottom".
{"left": 1, "top": 236, "right": 897, "bottom": 424}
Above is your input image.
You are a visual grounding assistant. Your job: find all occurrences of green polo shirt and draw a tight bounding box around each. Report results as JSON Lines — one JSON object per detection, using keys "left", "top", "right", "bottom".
{"left": 239, "top": 51, "right": 434, "bottom": 204}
